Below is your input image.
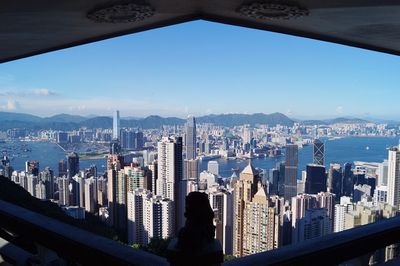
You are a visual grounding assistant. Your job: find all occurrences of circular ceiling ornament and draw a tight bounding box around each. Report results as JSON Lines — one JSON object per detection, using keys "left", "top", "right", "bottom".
{"left": 238, "top": 2, "right": 308, "bottom": 20}
{"left": 87, "top": 2, "right": 154, "bottom": 23}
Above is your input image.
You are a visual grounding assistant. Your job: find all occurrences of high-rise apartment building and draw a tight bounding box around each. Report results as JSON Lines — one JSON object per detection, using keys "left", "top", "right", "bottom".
{"left": 313, "top": 139, "right": 325, "bottom": 166}
{"left": 26, "top": 174, "right": 38, "bottom": 197}
{"left": 316, "top": 191, "right": 336, "bottom": 221}
{"left": 233, "top": 162, "right": 260, "bottom": 257}
{"left": 296, "top": 208, "right": 332, "bottom": 243}
{"left": 35, "top": 181, "right": 46, "bottom": 200}
{"left": 125, "top": 165, "right": 145, "bottom": 193}
{"left": 242, "top": 187, "right": 280, "bottom": 255}
{"left": 39, "top": 167, "right": 54, "bottom": 199}
{"left": 185, "top": 116, "right": 196, "bottom": 160}
{"left": 58, "top": 177, "right": 70, "bottom": 206}
{"left": 284, "top": 144, "right": 298, "bottom": 201}
{"left": 334, "top": 196, "right": 354, "bottom": 232}
{"left": 84, "top": 177, "right": 97, "bottom": 213}
{"left": 157, "top": 136, "right": 183, "bottom": 232}
{"left": 208, "top": 187, "right": 233, "bottom": 255}
{"left": 107, "top": 154, "right": 125, "bottom": 230}
{"left": 127, "top": 189, "right": 174, "bottom": 246}
{"left": 291, "top": 192, "right": 335, "bottom": 243}
{"left": 387, "top": 147, "right": 400, "bottom": 209}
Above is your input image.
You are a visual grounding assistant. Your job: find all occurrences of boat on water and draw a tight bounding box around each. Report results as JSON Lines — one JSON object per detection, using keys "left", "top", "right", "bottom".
{"left": 328, "top": 137, "right": 343, "bottom": 141}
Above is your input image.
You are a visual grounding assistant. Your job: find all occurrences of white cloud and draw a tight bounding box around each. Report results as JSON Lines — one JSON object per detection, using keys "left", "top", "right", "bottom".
{"left": 336, "top": 106, "right": 344, "bottom": 114}
{"left": 0, "top": 99, "right": 20, "bottom": 111}
{"left": 7, "top": 99, "right": 19, "bottom": 110}
{"left": 32, "top": 88, "right": 56, "bottom": 96}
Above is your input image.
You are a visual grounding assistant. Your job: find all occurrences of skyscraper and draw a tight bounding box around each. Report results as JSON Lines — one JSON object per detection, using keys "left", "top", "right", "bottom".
{"left": 208, "top": 187, "right": 233, "bottom": 255}
{"left": 313, "top": 139, "right": 325, "bottom": 166}
{"left": 334, "top": 196, "right": 353, "bottom": 233}
{"left": 185, "top": 116, "right": 196, "bottom": 160}
{"left": 378, "top": 160, "right": 389, "bottom": 187}
{"left": 58, "top": 177, "right": 70, "bottom": 206}
{"left": 26, "top": 160, "right": 39, "bottom": 176}
{"left": 39, "top": 167, "right": 54, "bottom": 199}
{"left": 342, "top": 162, "right": 353, "bottom": 197}
{"left": 296, "top": 208, "right": 332, "bottom": 243}
{"left": 84, "top": 177, "right": 97, "bottom": 213}
{"left": 113, "top": 110, "right": 120, "bottom": 140}
{"left": 233, "top": 162, "right": 260, "bottom": 257}
{"left": 110, "top": 139, "right": 122, "bottom": 154}
{"left": 328, "top": 163, "right": 343, "bottom": 199}
{"left": 242, "top": 187, "right": 280, "bottom": 255}
{"left": 58, "top": 160, "right": 67, "bottom": 177}
{"left": 184, "top": 159, "right": 199, "bottom": 180}
{"left": 107, "top": 154, "right": 124, "bottom": 228}
{"left": 387, "top": 147, "right": 400, "bottom": 209}
{"left": 284, "top": 144, "right": 298, "bottom": 201}
{"left": 67, "top": 152, "right": 79, "bottom": 178}
{"left": 127, "top": 189, "right": 174, "bottom": 246}
{"left": 305, "top": 164, "right": 327, "bottom": 194}
{"left": 269, "top": 168, "right": 279, "bottom": 195}
{"left": 157, "top": 136, "right": 183, "bottom": 233}
{"left": 135, "top": 131, "right": 144, "bottom": 150}
{"left": 208, "top": 161, "right": 219, "bottom": 176}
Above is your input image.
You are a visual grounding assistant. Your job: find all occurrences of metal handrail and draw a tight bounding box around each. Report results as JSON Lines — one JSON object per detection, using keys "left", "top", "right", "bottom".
{"left": 223, "top": 215, "right": 400, "bottom": 266}
{"left": 1, "top": 198, "right": 400, "bottom": 266}
{"left": 0, "top": 200, "right": 168, "bottom": 266}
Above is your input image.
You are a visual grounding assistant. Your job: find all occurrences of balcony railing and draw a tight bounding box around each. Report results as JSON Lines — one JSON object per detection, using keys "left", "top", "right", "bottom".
{"left": 0, "top": 199, "right": 168, "bottom": 266}
{"left": 1, "top": 198, "right": 400, "bottom": 265}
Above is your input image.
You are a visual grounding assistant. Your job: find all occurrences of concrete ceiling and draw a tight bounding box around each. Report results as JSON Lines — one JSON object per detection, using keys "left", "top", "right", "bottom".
{"left": 1, "top": 0, "right": 400, "bottom": 63}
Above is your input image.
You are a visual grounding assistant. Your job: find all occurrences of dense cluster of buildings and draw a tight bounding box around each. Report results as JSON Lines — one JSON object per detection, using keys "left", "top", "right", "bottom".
{"left": 1, "top": 110, "right": 400, "bottom": 263}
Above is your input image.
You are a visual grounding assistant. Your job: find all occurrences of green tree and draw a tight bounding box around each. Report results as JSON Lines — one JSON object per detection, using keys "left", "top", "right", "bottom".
{"left": 146, "top": 237, "right": 172, "bottom": 257}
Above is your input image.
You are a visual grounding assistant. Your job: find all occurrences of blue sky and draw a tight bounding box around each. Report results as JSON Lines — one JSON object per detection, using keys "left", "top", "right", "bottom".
{"left": 0, "top": 20, "right": 399, "bottom": 119}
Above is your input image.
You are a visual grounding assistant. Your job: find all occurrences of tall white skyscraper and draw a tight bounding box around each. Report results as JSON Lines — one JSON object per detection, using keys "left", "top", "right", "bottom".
{"left": 113, "top": 110, "right": 120, "bottom": 139}
{"left": 84, "top": 177, "right": 97, "bottom": 213}
{"left": 208, "top": 161, "right": 219, "bottom": 176}
{"left": 387, "top": 147, "right": 400, "bottom": 209}
{"left": 185, "top": 116, "right": 196, "bottom": 160}
{"left": 35, "top": 181, "right": 46, "bottom": 200}
{"left": 58, "top": 177, "right": 70, "bottom": 206}
{"left": 334, "top": 196, "right": 354, "bottom": 232}
{"left": 157, "top": 136, "right": 183, "bottom": 232}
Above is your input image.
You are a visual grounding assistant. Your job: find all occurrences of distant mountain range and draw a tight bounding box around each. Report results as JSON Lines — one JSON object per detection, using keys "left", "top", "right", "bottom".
{"left": 0, "top": 111, "right": 394, "bottom": 131}
{"left": 301, "top": 117, "right": 371, "bottom": 126}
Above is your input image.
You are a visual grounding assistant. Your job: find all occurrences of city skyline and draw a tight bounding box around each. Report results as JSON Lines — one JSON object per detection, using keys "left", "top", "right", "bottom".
{"left": 0, "top": 21, "right": 399, "bottom": 119}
